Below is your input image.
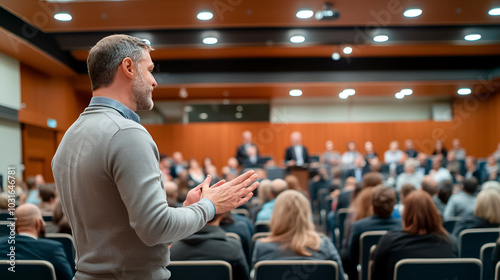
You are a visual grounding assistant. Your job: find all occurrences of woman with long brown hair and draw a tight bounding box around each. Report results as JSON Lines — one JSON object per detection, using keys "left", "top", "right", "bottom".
{"left": 252, "top": 189, "right": 346, "bottom": 280}
{"left": 371, "top": 190, "right": 457, "bottom": 280}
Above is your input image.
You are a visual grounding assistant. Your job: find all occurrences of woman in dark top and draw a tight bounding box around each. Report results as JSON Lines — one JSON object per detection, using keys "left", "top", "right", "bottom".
{"left": 452, "top": 188, "right": 500, "bottom": 238}
{"left": 371, "top": 190, "right": 457, "bottom": 280}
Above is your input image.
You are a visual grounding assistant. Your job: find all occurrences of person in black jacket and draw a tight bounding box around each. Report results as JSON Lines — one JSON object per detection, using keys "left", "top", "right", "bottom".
{"left": 0, "top": 203, "right": 74, "bottom": 280}
{"left": 284, "top": 131, "right": 310, "bottom": 167}
{"left": 236, "top": 131, "right": 258, "bottom": 166}
{"left": 371, "top": 190, "right": 457, "bottom": 280}
{"left": 170, "top": 212, "right": 250, "bottom": 280}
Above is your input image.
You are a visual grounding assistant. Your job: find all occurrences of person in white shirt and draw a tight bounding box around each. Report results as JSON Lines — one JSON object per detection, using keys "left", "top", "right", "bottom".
{"left": 450, "top": 138, "right": 466, "bottom": 160}
{"left": 396, "top": 158, "right": 424, "bottom": 193}
{"left": 342, "top": 141, "right": 361, "bottom": 168}
{"left": 284, "top": 131, "right": 310, "bottom": 166}
{"left": 429, "top": 156, "right": 452, "bottom": 183}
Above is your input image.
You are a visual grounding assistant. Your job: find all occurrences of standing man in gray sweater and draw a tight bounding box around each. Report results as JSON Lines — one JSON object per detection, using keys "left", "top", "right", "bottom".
{"left": 52, "top": 34, "right": 259, "bottom": 280}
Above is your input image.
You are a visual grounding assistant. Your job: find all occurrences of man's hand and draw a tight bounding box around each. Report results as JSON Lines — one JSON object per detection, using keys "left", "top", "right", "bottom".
{"left": 183, "top": 176, "right": 225, "bottom": 207}
{"left": 201, "top": 170, "right": 259, "bottom": 214}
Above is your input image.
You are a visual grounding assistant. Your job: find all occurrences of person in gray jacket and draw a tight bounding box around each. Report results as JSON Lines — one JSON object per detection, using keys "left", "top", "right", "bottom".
{"left": 52, "top": 34, "right": 259, "bottom": 280}
{"left": 252, "top": 190, "right": 346, "bottom": 280}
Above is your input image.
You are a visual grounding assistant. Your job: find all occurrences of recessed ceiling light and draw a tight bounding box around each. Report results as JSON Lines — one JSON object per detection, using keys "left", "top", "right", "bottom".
{"left": 401, "top": 89, "right": 413, "bottom": 95}
{"left": 343, "top": 46, "right": 353, "bottom": 54}
{"left": 290, "top": 35, "right": 305, "bottom": 43}
{"left": 235, "top": 112, "right": 243, "bottom": 119}
{"left": 331, "top": 52, "right": 340, "bottom": 60}
{"left": 343, "top": 89, "right": 355, "bottom": 96}
{"left": 404, "top": 9, "right": 422, "bottom": 18}
{"left": 457, "top": 88, "right": 471, "bottom": 95}
{"left": 373, "top": 35, "right": 389, "bottom": 42}
{"left": 464, "top": 34, "right": 481, "bottom": 41}
{"left": 54, "top": 13, "right": 72, "bottom": 21}
{"left": 488, "top": 8, "right": 500, "bottom": 16}
{"left": 296, "top": 10, "right": 314, "bottom": 19}
{"left": 199, "top": 113, "right": 208, "bottom": 119}
{"left": 395, "top": 92, "right": 405, "bottom": 99}
{"left": 203, "top": 37, "right": 218, "bottom": 45}
{"left": 339, "top": 92, "right": 349, "bottom": 99}
{"left": 197, "top": 12, "right": 213, "bottom": 20}
{"left": 289, "top": 89, "right": 303, "bottom": 97}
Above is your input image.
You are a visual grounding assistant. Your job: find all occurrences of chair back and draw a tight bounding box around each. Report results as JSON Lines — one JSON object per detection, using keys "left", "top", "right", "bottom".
{"left": 0, "top": 220, "right": 13, "bottom": 236}
{"left": 168, "top": 260, "right": 232, "bottom": 280}
{"left": 480, "top": 242, "right": 496, "bottom": 280}
{"left": 253, "top": 260, "right": 338, "bottom": 280}
{"left": 360, "top": 231, "right": 387, "bottom": 280}
{"left": 334, "top": 208, "right": 352, "bottom": 250}
{"left": 458, "top": 228, "right": 500, "bottom": 258}
{"left": 45, "top": 233, "right": 76, "bottom": 273}
{"left": 266, "top": 167, "right": 285, "bottom": 180}
{"left": 254, "top": 221, "right": 270, "bottom": 233}
{"left": 442, "top": 217, "right": 461, "bottom": 234}
{"left": 226, "top": 232, "right": 241, "bottom": 242}
{"left": 394, "top": 258, "right": 482, "bottom": 280}
{"left": 0, "top": 260, "right": 56, "bottom": 280}
{"left": 495, "top": 261, "right": 500, "bottom": 280}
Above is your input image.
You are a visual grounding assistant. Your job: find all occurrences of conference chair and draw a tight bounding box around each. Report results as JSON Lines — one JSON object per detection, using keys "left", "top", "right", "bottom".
{"left": 495, "top": 262, "right": 500, "bottom": 280}
{"left": 226, "top": 232, "right": 241, "bottom": 243}
{"left": 232, "top": 208, "right": 251, "bottom": 218}
{"left": 42, "top": 213, "right": 53, "bottom": 222}
{"left": 367, "top": 245, "right": 377, "bottom": 280}
{"left": 359, "top": 231, "right": 388, "bottom": 280}
{"left": 0, "top": 220, "right": 13, "bottom": 236}
{"left": 458, "top": 228, "right": 500, "bottom": 258}
{"left": 254, "top": 221, "right": 270, "bottom": 233}
{"left": 394, "top": 258, "right": 482, "bottom": 280}
{"left": 168, "top": 260, "right": 232, "bottom": 280}
{"left": 0, "top": 211, "right": 10, "bottom": 221}
{"left": 266, "top": 167, "right": 285, "bottom": 180}
{"left": 0, "top": 260, "right": 56, "bottom": 280}
{"left": 480, "top": 243, "right": 496, "bottom": 280}
{"left": 250, "top": 232, "right": 271, "bottom": 259}
{"left": 443, "top": 216, "right": 461, "bottom": 234}
{"left": 253, "top": 260, "right": 339, "bottom": 280}
{"left": 334, "top": 208, "right": 352, "bottom": 250}
{"left": 46, "top": 233, "right": 76, "bottom": 273}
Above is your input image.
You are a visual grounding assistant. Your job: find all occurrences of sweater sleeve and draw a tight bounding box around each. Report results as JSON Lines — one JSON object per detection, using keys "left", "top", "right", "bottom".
{"left": 107, "top": 127, "right": 215, "bottom": 246}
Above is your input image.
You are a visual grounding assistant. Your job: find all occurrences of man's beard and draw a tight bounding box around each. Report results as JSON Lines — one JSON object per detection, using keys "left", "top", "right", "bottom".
{"left": 132, "top": 67, "right": 154, "bottom": 111}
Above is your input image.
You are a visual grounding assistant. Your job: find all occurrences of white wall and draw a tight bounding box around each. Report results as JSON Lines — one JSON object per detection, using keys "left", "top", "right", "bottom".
{"left": 0, "top": 52, "right": 22, "bottom": 190}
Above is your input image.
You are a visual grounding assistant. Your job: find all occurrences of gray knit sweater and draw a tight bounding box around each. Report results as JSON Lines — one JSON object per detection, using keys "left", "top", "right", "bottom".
{"left": 52, "top": 101, "right": 215, "bottom": 279}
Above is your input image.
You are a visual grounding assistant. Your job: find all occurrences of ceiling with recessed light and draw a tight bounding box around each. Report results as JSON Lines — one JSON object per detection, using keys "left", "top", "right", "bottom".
{"left": 0, "top": 0, "right": 499, "bottom": 100}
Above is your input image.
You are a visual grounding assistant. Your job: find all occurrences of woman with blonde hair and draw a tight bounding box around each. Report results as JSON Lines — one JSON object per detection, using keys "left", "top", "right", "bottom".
{"left": 252, "top": 189, "right": 346, "bottom": 280}
{"left": 452, "top": 188, "right": 500, "bottom": 237}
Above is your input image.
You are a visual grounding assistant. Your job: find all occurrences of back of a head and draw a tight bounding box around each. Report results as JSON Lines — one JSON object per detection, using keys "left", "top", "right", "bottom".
{"left": 38, "top": 183, "right": 56, "bottom": 203}
{"left": 26, "top": 176, "right": 37, "bottom": 190}
{"left": 474, "top": 189, "right": 500, "bottom": 224}
{"left": 481, "top": 181, "right": 500, "bottom": 193}
{"left": 268, "top": 190, "right": 319, "bottom": 256}
{"left": 362, "top": 172, "right": 383, "bottom": 188}
{"left": 257, "top": 179, "right": 272, "bottom": 203}
{"left": 284, "top": 175, "right": 301, "bottom": 191}
{"left": 270, "top": 179, "right": 288, "bottom": 197}
{"left": 402, "top": 191, "right": 446, "bottom": 235}
{"left": 352, "top": 186, "right": 378, "bottom": 221}
{"left": 164, "top": 181, "right": 179, "bottom": 197}
{"left": 372, "top": 186, "right": 397, "bottom": 218}
{"left": 437, "top": 180, "right": 453, "bottom": 204}
{"left": 400, "top": 183, "right": 417, "bottom": 203}
{"left": 421, "top": 176, "right": 438, "bottom": 196}
{"left": 87, "top": 34, "right": 153, "bottom": 91}
{"left": 463, "top": 177, "right": 479, "bottom": 195}
{"left": 15, "top": 203, "right": 42, "bottom": 233}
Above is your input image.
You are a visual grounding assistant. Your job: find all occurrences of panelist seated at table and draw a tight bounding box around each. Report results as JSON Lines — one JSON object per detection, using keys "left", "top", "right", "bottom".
{"left": 284, "top": 131, "right": 310, "bottom": 167}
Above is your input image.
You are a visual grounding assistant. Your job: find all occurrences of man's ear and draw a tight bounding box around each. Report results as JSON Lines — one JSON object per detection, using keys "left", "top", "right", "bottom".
{"left": 119, "top": 57, "right": 135, "bottom": 80}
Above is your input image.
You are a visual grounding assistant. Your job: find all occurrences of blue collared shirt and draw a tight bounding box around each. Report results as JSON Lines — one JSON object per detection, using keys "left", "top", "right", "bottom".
{"left": 88, "top": 96, "right": 140, "bottom": 123}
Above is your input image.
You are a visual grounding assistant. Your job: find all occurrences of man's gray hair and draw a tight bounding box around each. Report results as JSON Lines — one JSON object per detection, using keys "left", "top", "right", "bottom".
{"left": 87, "top": 34, "right": 153, "bottom": 91}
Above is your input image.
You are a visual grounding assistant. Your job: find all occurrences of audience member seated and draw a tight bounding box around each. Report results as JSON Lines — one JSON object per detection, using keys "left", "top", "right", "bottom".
{"left": 345, "top": 156, "right": 371, "bottom": 183}
{"left": 342, "top": 141, "right": 361, "bottom": 169}
{"left": 236, "top": 130, "right": 257, "bottom": 166}
{"left": 220, "top": 212, "right": 252, "bottom": 266}
{"left": 52, "top": 199, "right": 72, "bottom": 234}
{"left": 165, "top": 181, "right": 182, "bottom": 208}
{"left": 450, "top": 138, "right": 466, "bottom": 160}
{"left": 249, "top": 179, "right": 272, "bottom": 222}
{"left": 284, "top": 131, "right": 310, "bottom": 167}
{"left": 445, "top": 151, "right": 462, "bottom": 181}
{"left": 433, "top": 180, "right": 453, "bottom": 216}
{"left": 0, "top": 204, "right": 74, "bottom": 280}
{"left": 371, "top": 190, "right": 457, "bottom": 280}
{"left": 336, "top": 177, "right": 357, "bottom": 211}
{"left": 38, "top": 183, "right": 57, "bottom": 213}
{"left": 364, "top": 141, "right": 379, "bottom": 166}
{"left": 404, "top": 139, "right": 419, "bottom": 158}
{"left": 242, "top": 145, "right": 266, "bottom": 168}
{"left": 159, "top": 154, "right": 172, "bottom": 182}
{"left": 346, "top": 186, "right": 402, "bottom": 280}
{"left": 396, "top": 158, "right": 424, "bottom": 193}
{"left": 222, "top": 157, "right": 240, "bottom": 181}
{"left": 255, "top": 179, "right": 288, "bottom": 222}
{"left": 421, "top": 176, "right": 439, "bottom": 197}
{"left": 482, "top": 181, "right": 500, "bottom": 193}
{"left": 483, "top": 156, "right": 500, "bottom": 183}
{"left": 309, "top": 168, "right": 330, "bottom": 203}
{"left": 429, "top": 156, "right": 452, "bottom": 183}
{"left": 415, "top": 152, "right": 428, "bottom": 174}
{"left": 24, "top": 176, "right": 41, "bottom": 205}
{"left": 432, "top": 140, "right": 448, "bottom": 158}
{"left": 393, "top": 183, "right": 416, "bottom": 218}
{"left": 170, "top": 151, "right": 187, "bottom": 179}
{"left": 457, "top": 156, "right": 481, "bottom": 183}
{"left": 443, "top": 177, "right": 478, "bottom": 220}
{"left": 252, "top": 190, "right": 346, "bottom": 280}
{"left": 170, "top": 212, "right": 250, "bottom": 280}
{"left": 187, "top": 158, "right": 206, "bottom": 189}
{"left": 494, "top": 143, "right": 500, "bottom": 160}
{"left": 384, "top": 141, "right": 404, "bottom": 173}
{"left": 451, "top": 188, "right": 500, "bottom": 238}
{"left": 323, "top": 140, "right": 341, "bottom": 167}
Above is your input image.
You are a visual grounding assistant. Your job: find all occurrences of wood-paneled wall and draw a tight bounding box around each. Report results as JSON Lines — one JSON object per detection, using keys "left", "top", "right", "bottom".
{"left": 145, "top": 92, "right": 499, "bottom": 171}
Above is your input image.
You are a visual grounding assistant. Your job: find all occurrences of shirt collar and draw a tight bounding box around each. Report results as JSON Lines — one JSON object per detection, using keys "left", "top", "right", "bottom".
{"left": 19, "top": 233, "right": 38, "bottom": 240}
{"left": 88, "top": 96, "right": 140, "bottom": 123}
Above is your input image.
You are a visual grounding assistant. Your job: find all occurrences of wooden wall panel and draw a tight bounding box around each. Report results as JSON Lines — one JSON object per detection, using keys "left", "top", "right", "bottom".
{"left": 22, "top": 124, "right": 57, "bottom": 182}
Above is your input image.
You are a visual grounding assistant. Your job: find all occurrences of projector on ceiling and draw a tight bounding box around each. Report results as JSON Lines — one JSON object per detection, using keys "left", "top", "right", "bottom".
{"left": 315, "top": 3, "right": 340, "bottom": 21}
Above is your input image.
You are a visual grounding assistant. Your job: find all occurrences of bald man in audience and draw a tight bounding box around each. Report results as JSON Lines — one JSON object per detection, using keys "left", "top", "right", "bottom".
{"left": 0, "top": 204, "right": 73, "bottom": 280}
{"left": 256, "top": 179, "right": 288, "bottom": 222}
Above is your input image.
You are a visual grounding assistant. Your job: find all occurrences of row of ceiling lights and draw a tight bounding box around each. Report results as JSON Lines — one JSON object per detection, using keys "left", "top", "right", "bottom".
{"left": 287, "top": 88, "right": 473, "bottom": 97}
